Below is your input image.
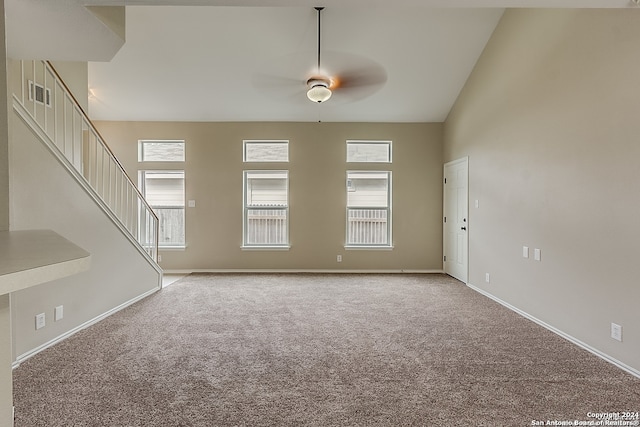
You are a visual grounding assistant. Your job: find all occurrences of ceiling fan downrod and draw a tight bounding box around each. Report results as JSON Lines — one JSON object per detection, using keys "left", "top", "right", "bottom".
{"left": 316, "top": 6, "right": 323, "bottom": 72}
{"left": 307, "top": 7, "right": 332, "bottom": 103}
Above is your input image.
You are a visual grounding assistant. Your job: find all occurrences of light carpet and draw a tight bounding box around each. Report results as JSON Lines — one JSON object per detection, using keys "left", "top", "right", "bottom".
{"left": 13, "top": 274, "right": 640, "bottom": 426}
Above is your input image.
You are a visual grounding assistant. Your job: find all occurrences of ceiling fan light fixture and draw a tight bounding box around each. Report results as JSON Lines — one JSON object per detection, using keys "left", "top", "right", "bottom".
{"left": 307, "top": 78, "right": 332, "bottom": 103}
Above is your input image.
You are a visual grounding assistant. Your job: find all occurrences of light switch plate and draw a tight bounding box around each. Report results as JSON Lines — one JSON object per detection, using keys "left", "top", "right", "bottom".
{"left": 55, "top": 305, "right": 64, "bottom": 321}
{"left": 523, "top": 246, "right": 529, "bottom": 258}
{"left": 534, "top": 248, "right": 541, "bottom": 261}
{"left": 611, "top": 323, "right": 622, "bottom": 342}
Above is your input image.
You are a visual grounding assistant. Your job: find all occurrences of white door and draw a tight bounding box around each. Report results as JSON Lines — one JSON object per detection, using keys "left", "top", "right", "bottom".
{"left": 443, "top": 157, "right": 468, "bottom": 283}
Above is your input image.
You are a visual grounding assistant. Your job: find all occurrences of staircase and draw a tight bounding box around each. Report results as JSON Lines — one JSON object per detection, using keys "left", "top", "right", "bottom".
{"left": 11, "top": 60, "right": 160, "bottom": 270}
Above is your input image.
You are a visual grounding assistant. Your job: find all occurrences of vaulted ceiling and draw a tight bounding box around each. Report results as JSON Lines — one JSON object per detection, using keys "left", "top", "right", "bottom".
{"left": 6, "top": 0, "right": 639, "bottom": 122}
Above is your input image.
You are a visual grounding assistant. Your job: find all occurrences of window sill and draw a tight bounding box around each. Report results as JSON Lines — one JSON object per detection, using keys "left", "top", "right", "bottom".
{"left": 241, "top": 245, "right": 291, "bottom": 251}
{"left": 344, "top": 245, "right": 394, "bottom": 251}
{"left": 159, "top": 245, "right": 187, "bottom": 251}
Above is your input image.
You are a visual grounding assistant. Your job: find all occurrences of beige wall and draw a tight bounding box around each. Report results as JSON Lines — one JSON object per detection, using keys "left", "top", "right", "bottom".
{"left": 9, "top": 111, "right": 161, "bottom": 358}
{"left": 444, "top": 9, "right": 640, "bottom": 372}
{"left": 96, "top": 121, "right": 444, "bottom": 272}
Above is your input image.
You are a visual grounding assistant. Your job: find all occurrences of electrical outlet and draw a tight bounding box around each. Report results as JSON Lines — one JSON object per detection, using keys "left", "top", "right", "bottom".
{"left": 534, "top": 248, "right": 541, "bottom": 261}
{"left": 485, "top": 273, "right": 490, "bottom": 283}
{"left": 158, "top": 255, "right": 162, "bottom": 262}
{"left": 35, "top": 313, "right": 46, "bottom": 330}
{"left": 611, "top": 323, "right": 622, "bottom": 342}
{"left": 55, "top": 305, "right": 64, "bottom": 321}
{"left": 523, "top": 246, "right": 529, "bottom": 258}
{"left": 337, "top": 255, "right": 342, "bottom": 262}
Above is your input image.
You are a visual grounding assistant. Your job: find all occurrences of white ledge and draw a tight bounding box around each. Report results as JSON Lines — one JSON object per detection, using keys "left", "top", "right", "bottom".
{"left": 241, "top": 245, "right": 291, "bottom": 251}
{"left": 0, "top": 230, "right": 91, "bottom": 295}
{"left": 344, "top": 245, "right": 394, "bottom": 251}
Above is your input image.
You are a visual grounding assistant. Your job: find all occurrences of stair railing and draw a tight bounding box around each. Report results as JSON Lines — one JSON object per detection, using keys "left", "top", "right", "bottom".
{"left": 11, "top": 60, "right": 159, "bottom": 264}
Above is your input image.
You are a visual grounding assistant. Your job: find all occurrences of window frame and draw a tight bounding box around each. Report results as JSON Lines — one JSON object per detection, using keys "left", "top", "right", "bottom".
{"left": 346, "top": 140, "right": 392, "bottom": 164}
{"left": 243, "top": 140, "right": 289, "bottom": 163}
{"left": 345, "top": 170, "right": 393, "bottom": 249}
{"left": 242, "top": 170, "right": 290, "bottom": 250}
{"left": 138, "top": 169, "right": 186, "bottom": 249}
{"left": 138, "top": 140, "right": 186, "bottom": 162}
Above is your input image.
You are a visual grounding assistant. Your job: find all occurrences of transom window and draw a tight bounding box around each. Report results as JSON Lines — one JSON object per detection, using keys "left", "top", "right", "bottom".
{"left": 347, "top": 140, "right": 392, "bottom": 163}
{"left": 243, "top": 170, "right": 289, "bottom": 247}
{"left": 243, "top": 140, "right": 289, "bottom": 163}
{"left": 139, "top": 140, "right": 185, "bottom": 162}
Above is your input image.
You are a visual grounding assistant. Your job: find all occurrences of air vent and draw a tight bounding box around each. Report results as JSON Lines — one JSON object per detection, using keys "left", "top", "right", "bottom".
{"left": 28, "top": 80, "right": 52, "bottom": 107}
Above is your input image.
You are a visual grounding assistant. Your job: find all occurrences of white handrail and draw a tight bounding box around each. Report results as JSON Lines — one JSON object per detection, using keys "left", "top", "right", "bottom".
{"left": 12, "top": 60, "right": 159, "bottom": 263}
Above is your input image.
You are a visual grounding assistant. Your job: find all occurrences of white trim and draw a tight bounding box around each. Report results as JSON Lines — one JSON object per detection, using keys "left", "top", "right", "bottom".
{"left": 243, "top": 169, "right": 290, "bottom": 247}
{"left": 443, "top": 156, "right": 469, "bottom": 282}
{"left": 243, "top": 140, "right": 289, "bottom": 163}
{"left": 346, "top": 140, "right": 392, "bottom": 163}
{"left": 13, "top": 98, "right": 162, "bottom": 277}
{"left": 138, "top": 140, "right": 185, "bottom": 162}
{"left": 162, "top": 269, "right": 444, "bottom": 274}
{"left": 12, "top": 286, "right": 161, "bottom": 368}
{"left": 241, "top": 246, "right": 291, "bottom": 251}
{"left": 466, "top": 281, "right": 640, "bottom": 380}
{"left": 346, "top": 170, "right": 392, "bottom": 246}
{"left": 344, "top": 245, "right": 394, "bottom": 250}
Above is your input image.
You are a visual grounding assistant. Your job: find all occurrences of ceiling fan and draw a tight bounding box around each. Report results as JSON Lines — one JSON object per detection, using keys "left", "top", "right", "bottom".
{"left": 253, "top": 7, "right": 387, "bottom": 105}
{"left": 306, "top": 7, "right": 332, "bottom": 103}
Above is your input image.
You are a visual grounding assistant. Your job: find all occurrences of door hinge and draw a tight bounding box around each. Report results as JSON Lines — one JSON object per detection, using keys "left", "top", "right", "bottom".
{"left": 444, "top": 178, "right": 447, "bottom": 184}
{"left": 443, "top": 255, "right": 447, "bottom": 262}
{"left": 444, "top": 216, "right": 447, "bottom": 223}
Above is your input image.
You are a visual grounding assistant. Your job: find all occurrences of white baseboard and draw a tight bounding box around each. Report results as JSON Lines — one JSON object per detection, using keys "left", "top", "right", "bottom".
{"left": 466, "top": 281, "right": 640, "bottom": 380}
{"left": 12, "top": 287, "right": 160, "bottom": 368}
{"left": 162, "top": 269, "right": 445, "bottom": 274}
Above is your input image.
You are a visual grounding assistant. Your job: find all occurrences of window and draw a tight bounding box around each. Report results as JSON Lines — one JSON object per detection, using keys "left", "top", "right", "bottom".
{"left": 346, "top": 171, "right": 392, "bottom": 247}
{"left": 139, "top": 140, "right": 185, "bottom": 162}
{"left": 347, "top": 140, "right": 391, "bottom": 163}
{"left": 346, "top": 140, "right": 392, "bottom": 247}
{"left": 243, "top": 170, "right": 289, "bottom": 247}
{"left": 244, "top": 140, "right": 289, "bottom": 162}
{"left": 139, "top": 171, "right": 185, "bottom": 248}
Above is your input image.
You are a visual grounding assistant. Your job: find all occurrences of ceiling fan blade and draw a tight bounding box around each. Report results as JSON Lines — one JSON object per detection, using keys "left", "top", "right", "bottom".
{"left": 312, "top": 50, "right": 387, "bottom": 102}
{"left": 252, "top": 72, "right": 301, "bottom": 89}
{"left": 252, "top": 71, "right": 306, "bottom": 100}
{"left": 333, "top": 66, "right": 387, "bottom": 90}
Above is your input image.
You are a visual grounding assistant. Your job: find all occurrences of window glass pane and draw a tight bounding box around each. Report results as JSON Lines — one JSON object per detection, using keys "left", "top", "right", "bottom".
{"left": 244, "top": 141, "right": 289, "bottom": 162}
{"left": 246, "top": 208, "right": 288, "bottom": 245}
{"left": 347, "top": 209, "right": 388, "bottom": 245}
{"left": 245, "top": 171, "right": 288, "bottom": 207}
{"left": 156, "top": 208, "right": 185, "bottom": 246}
{"left": 140, "top": 170, "right": 185, "bottom": 247}
{"left": 244, "top": 170, "right": 288, "bottom": 246}
{"left": 143, "top": 171, "right": 185, "bottom": 207}
{"left": 140, "top": 140, "right": 185, "bottom": 162}
{"left": 347, "top": 141, "right": 391, "bottom": 163}
{"left": 347, "top": 171, "right": 389, "bottom": 208}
